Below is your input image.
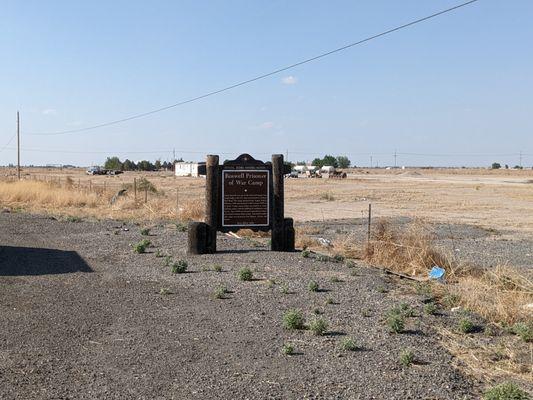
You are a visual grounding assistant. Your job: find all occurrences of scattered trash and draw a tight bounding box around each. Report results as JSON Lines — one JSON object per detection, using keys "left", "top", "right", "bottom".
{"left": 451, "top": 306, "right": 462, "bottom": 313}
{"left": 123, "top": 228, "right": 129, "bottom": 231}
{"left": 429, "top": 266, "right": 446, "bottom": 282}
{"left": 524, "top": 303, "right": 533, "bottom": 310}
{"left": 317, "top": 237, "right": 332, "bottom": 247}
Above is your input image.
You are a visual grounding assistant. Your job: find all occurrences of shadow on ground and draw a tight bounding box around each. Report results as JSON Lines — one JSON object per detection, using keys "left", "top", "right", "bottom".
{"left": 0, "top": 246, "right": 92, "bottom": 276}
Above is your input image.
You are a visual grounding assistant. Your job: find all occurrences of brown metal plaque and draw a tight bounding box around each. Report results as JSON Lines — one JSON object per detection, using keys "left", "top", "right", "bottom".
{"left": 222, "top": 170, "right": 269, "bottom": 227}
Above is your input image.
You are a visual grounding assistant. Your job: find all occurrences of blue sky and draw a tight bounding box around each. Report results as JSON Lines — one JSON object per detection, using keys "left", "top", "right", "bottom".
{"left": 1, "top": 0, "right": 532, "bottom": 167}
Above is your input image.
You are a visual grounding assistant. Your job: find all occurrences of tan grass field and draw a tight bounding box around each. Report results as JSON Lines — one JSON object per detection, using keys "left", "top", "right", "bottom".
{"left": 1, "top": 166, "right": 532, "bottom": 236}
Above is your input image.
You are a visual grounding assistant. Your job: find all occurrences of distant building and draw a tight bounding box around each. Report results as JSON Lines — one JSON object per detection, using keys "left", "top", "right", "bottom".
{"left": 175, "top": 161, "right": 206, "bottom": 177}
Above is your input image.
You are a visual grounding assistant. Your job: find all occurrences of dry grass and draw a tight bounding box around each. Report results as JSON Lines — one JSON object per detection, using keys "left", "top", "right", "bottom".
{"left": 363, "top": 219, "right": 453, "bottom": 276}
{"left": 295, "top": 228, "right": 319, "bottom": 249}
{"left": 0, "top": 179, "right": 204, "bottom": 222}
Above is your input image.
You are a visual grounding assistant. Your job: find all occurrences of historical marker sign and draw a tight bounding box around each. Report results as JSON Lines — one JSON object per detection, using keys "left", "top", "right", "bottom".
{"left": 222, "top": 170, "right": 269, "bottom": 227}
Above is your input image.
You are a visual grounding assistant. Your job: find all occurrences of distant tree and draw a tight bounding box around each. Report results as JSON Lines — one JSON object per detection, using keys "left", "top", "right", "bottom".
{"left": 137, "top": 160, "right": 155, "bottom": 171}
{"left": 311, "top": 158, "right": 324, "bottom": 168}
{"left": 154, "top": 159, "right": 162, "bottom": 170}
{"left": 104, "top": 156, "right": 123, "bottom": 170}
{"left": 161, "top": 161, "right": 171, "bottom": 170}
{"left": 296, "top": 161, "right": 307, "bottom": 166}
{"left": 322, "top": 155, "right": 338, "bottom": 168}
{"left": 122, "top": 159, "right": 136, "bottom": 171}
{"left": 514, "top": 165, "right": 523, "bottom": 170}
{"left": 336, "top": 156, "right": 351, "bottom": 169}
{"left": 491, "top": 162, "right": 501, "bottom": 169}
{"left": 505, "top": 164, "right": 509, "bottom": 169}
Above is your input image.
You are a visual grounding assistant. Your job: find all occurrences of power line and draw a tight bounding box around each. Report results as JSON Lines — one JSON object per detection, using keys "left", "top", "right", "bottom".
{"left": 0, "top": 133, "right": 17, "bottom": 153}
{"left": 25, "top": 0, "right": 480, "bottom": 136}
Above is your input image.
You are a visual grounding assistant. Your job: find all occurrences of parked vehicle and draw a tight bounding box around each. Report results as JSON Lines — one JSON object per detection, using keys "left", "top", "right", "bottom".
{"left": 86, "top": 166, "right": 123, "bottom": 175}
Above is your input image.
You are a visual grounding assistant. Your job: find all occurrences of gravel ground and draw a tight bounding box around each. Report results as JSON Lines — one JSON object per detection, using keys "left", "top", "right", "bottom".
{"left": 0, "top": 212, "right": 485, "bottom": 399}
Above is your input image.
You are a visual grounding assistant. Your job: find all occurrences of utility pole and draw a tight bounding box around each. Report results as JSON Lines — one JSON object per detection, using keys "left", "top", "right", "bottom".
{"left": 394, "top": 149, "right": 397, "bottom": 168}
{"left": 173, "top": 148, "right": 176, "bottom": 162}
{"left": 370, "top": 155, "right": 373, "bottom": 168}
{"left": 519, "top": 151, "right": 522, "bottom": 168}
{"left": 17, "top": 111, "right": 20, "bottom": 180}
{"left": 286, "top": 149, "right": 289, "bottom": 163}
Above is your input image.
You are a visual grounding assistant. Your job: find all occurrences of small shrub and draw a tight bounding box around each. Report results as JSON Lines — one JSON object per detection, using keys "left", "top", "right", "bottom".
{"left": 511, "top": 322, "right": 532, "bottom": 342}
{"left": 443, "top": 293, "right": 461, "bottom": 308}
{"left": 171, "top": 259, "right": 188, "bottom": 274}
{"left": 483, "top": 382, "right": 530, "bottom": 400}
{"left": 214, "top": 285, "right": 228, "bottom": 299}
{"left": 159, "top": 288, "right": 171, "bottom": 295}
{"left": 325, "top": 297, "right": 334, "bottom": 305}
{"left": 280, "top": 284, "right": 289, "bottom": 294}
{"left": 238, "top": 267, "right": 253, "bottom": 281}
{"left": 155, "top": 249, "right": 164, "bottom": 258}
{"left": 283, "top": 309, "right": 305, "bottom": 330}
{"left": 308, "top": 280, "right": 319, "bottom": 292}
{"left": 333, "top": 254, "right": 345, "bottom": 262}
{"left": 66, "top": 215, "right": 81, "bottom": 223}
{"left": 362, "top": 308, "right": 372, "bottom": 317}
{"left": 399, "top": 349, "right": 414, "bottom": 367}
{"left": 132, "top": 240, "right": 150, "bottom": 254}
{"left": 282, "top": 343, "right": 294, "bottom": 355}
{"left": 309, "top": 318, "right": 328, "bottom": 336}
{"left": 176, "top": 222, "right": 188, "bottom": 232}
{"left": 376, "top": 285, "right": 388, "bottom": 293}
{"left": 313, "top": 307, "right": 323, "bottom": 315}
{"left": 458, "top": 317, "right": 476, "bottom": 334}
{"left": 316, "top": 254, "right": 331, "bottom": 262}
{"left": 163, "top": 255, "right": 172, "bottom": 267}
{"left": 139, "top": 239, "right": 151, "bottom": 247}
{"left": 140, "top": 227, "right": 150, "bottom": 236}
{"left": 301, "top": 249, "right": 311, "bottom": 258}
{"left": 399, "top": 302, "right": 416, "bottom": 317}
{"left": 213, "top": 264, "right": 223, "bottom": 273}
{"left": 386, "top": 310, "right": 405, "bottom": 334}
{"left": 415, "top": 282, "right": 432, "bottom": 297}
{"left": 329, "top": 276, "right": 341, "bottom": 283}
{"left": 340, "top": 337, "right": 359, "bottom": 351}
{"left": 266, "top": 279, "right": 276, "bottom": 288}
{"left": 424, "top": 302, "right": 438, "bottom": 315}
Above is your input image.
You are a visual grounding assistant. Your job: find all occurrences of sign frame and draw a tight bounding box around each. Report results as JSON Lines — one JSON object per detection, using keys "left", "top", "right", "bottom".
{"left": 216, "top": 154, "right": 273, "bottom": 233}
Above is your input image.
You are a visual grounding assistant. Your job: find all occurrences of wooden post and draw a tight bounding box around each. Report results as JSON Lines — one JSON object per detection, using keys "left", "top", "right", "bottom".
{"left": 133, "top": 178, "right": 137, "bottom": 201}
{"left": 16, "top": 111, "right": 20, "bottom": 180}
{"left": 205, "top": 154, "right": 219, "bottom": 253}
{"left": 144, "top": 186, "right": 148, "bottom": 203}
{"left": 187, "top": 222, "right": 207, "bottom": 255}
{"left": 89, "top": 180, "right": 92, "bottom": 192}
{"left": 271, "top": 154, "right": 284, "bottom": 251}
{"left": 367, "top": 203, "right": 372, "bottom": 242}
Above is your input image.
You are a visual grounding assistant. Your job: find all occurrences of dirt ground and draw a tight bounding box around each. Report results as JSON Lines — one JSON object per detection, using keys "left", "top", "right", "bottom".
{"left": 0, "top": 212, "right": 489, "bottom": 400}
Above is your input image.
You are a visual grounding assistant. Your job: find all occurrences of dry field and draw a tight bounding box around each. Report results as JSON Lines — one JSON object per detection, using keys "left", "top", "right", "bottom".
{"left": 1, "top": 166, "right": 533, "bottom": 236}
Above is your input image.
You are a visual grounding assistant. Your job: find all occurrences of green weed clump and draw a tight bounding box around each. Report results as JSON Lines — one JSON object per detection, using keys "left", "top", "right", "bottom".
{"left": 340, "top": 337, "right": 359, "bottom": 351}
{"left": 308, "top": 280, "right": 319, "bottom": 292}
{"left": 301, "top": 249, "right": 310, "bottom": 258}
{"left": 424, "top": 302, "right": 438, "bottom": 315}
{"left": 238, "top": 267, "right": 253, "bottom": 281}
{"left": 282, "top": 343, "right": 294, "bottom": 355}
{"left": 283, "top": 309, "right": 305, "bottom": 330}
{"left": 309, "top": 318, "right": 328, "bottom": 336}
{"left": 511, "top": 322, "right": 533, "bottom": 342}
{"left": 399, "top": 349, "right": 415, "bottom": 367}
{"left": 483, "top": 382, "right": 530, "bottom": 400}
{"left": 132, "top": 239, "right": 151, "bottom": 254}
{"left": 176, "top": 222, "right": 188, "bottom": 232}
{"left": 213, "top": 264, "right": 223, "bottom": 273}
{"left": 214, "top": 285, "right": 228, "bottom": 299}
{"left": 386, "top": 308, "right": 406, "bottom": 334}
{"left": 458, "top": 317, "right": 476, "bottom": 334}
{"left": 171, "top": 259, "right": 188, "bottom": 274}
{"left": 159, "top": 288, "right": 171, "bottom": 295}
{"left": 140, "top": 227, "right": 150, "bottom": 236}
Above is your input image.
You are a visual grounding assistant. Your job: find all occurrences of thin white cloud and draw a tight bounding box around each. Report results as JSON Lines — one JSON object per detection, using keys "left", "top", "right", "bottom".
{"left": 42, "top": 108, "right": 57, "bottom": 115}
{"left": 281, "top": 76, "right": 298, "bottom": 85}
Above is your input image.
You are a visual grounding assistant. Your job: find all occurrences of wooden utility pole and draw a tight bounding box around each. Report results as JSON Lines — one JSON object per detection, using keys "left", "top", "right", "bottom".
{"left": 17, "top": 111, "right": 20, "bottom": 180}
{"left": 367, "top": 203, "right": 372, "bottom": 242}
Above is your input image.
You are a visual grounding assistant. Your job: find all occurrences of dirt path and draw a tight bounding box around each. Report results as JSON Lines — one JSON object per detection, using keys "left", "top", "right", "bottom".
{"left": 0, "top": 213, "right": 482, "bottom": 399}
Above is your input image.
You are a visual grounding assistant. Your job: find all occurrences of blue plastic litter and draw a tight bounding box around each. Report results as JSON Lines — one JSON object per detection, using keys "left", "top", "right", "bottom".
{"left": 429, "top": 266, "right": 446, "bottom": 282}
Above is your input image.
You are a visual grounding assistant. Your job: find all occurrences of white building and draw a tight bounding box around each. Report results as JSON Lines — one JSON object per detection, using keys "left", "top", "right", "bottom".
{"left": 175, "top": 162, "right": 205, "bottom": 177}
